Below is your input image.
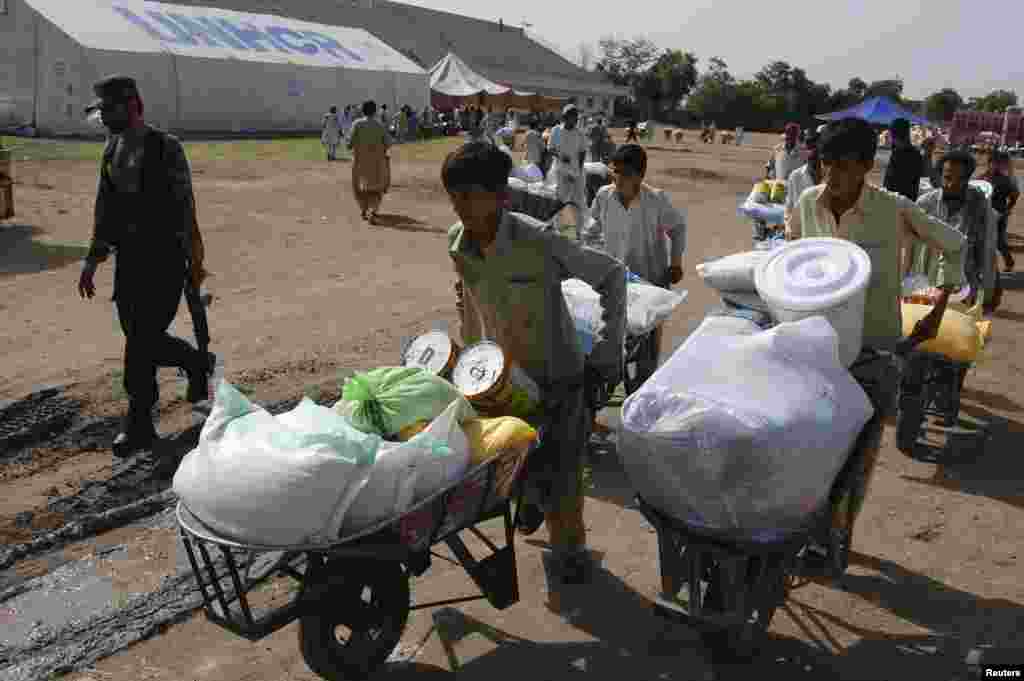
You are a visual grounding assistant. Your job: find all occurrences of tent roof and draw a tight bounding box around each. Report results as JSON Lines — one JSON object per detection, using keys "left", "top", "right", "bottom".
{"left": 23, "top": 0, "right": 426, "bottom": 74}
{"left": 817, "top": 96, "right": 930, "bottom": 126}
{"left": 142, "top": 0, "right": 627, "bottom": 98}
{"left": 429, "top": 52, "right": 520, "bottom": 97}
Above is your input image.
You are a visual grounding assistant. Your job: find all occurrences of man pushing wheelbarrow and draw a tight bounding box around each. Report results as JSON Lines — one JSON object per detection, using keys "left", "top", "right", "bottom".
{"left": 583, "top": 144, "right": 687, "bottom": 392}
{"left": 443, "top": 142, "right": 627, "bottom": 585}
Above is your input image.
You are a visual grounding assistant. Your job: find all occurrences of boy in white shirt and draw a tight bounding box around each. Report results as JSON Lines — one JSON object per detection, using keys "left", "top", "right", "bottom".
{"left": 585, "top": 144, "right": 687, "bottom": 384}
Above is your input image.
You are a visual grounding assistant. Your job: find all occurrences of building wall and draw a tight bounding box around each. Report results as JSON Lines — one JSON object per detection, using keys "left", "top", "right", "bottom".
{"left": 0, "top": 0, "right": 40, "bottom": 127}
{"left": 950, "top": 109, "right": 1024, "bottom": 146}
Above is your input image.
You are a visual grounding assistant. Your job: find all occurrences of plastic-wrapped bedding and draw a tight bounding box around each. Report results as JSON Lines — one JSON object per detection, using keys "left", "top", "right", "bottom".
{"left": 618, "top": 315, "right": 874, "bottom": 539}
{"left": 695, "top": 250, "right": 773, "bottom": 293}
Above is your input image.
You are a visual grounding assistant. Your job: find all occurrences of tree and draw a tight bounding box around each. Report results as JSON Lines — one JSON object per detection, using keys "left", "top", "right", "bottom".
{"left": 686, "top": 57, "right": 736, "bottom": 122}
{"left": 924, "top": 88, "right": 963, "bottom": 122}
{"left": 636, "top": 49, "right": 699, "bottom": 117}
{"left": 967, "top": 89, "right": 1018, "bottom": 112}
{"left": 595, "top": 36, "right": 660, "bottom": 88}
{"left": 848, "top": 77, "right": 868, "bottom": 99}
{"left": 864, "top": 78, "right": 904, "bottom": 102}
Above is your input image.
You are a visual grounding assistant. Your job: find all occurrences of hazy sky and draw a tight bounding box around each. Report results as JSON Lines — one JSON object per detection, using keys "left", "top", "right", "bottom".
{"left": 402, "top": 0, "right": 1022, "bottom": 99}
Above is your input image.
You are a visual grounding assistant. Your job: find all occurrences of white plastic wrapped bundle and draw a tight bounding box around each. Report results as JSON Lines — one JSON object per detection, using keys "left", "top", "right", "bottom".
{"left": 508, "top": 176, "right": 529, "bottom": 192}
{"left": 510, "top": 163, "right": 544, "bottom": 184}
{"left": 562, "top": 278, "right": 606, "bottom": 355}
{"left": 695, "top": 250, "right": 773, "bottom": 293}
{"left": 626, "top": 282, "right": 688, "bottom": 336}
{"left": 619, "top": 315, "right": 874, "bottom": 538}
{"left": 739, "top": 200, "right": 786, "bottom": 226}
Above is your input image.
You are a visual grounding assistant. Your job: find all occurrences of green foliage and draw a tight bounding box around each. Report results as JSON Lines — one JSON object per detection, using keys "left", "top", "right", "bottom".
{"left": 924, "top": 88, "right": 964, "bottom": 122}
{"left": 967, "top": 89, "right": 1018, "bottom": 113}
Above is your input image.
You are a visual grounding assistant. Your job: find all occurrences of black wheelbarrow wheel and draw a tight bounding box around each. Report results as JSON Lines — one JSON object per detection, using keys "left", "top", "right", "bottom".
{"left": 699, "top": 555, "right": 786, "bottom": 661}
{"left": 298, "top": 559, "right": 410, "bottom": 681}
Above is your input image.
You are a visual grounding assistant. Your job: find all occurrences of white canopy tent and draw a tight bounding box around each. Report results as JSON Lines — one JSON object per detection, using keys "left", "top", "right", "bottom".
{"left": 1, "top": 0, "right": 429, "bottom": 135}
{"left": 428, "top": 52, "right": 563, "bottom": 112}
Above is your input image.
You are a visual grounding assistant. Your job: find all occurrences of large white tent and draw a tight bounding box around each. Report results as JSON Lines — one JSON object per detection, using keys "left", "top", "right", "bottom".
{"left": 0, "top": 0, "right": 428, "bottom": 135}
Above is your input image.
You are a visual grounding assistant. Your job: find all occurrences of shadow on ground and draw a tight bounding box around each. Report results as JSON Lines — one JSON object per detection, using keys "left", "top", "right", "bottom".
{"left": 759, "top": 551, "right": 1024, "bottom": 680}
{"left": 901, "top": 402, "right": 1024, "bottom": 511}
{"left": 372, "top": 549, "right": 1019, "bottom": 680}
{"left": 0, "top": 223, "right": 90, "bottom": 278}
{"left": 1000, "top": 271, "right": 1024, "bottom": 290}
{"left": 370, "top": 213, "right": 446, "bottom": 234}
{"left": 993, "top": 306, "right": 1024, "bottom": 322}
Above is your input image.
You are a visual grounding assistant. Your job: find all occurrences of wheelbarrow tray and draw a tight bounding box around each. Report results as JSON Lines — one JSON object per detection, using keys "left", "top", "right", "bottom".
{"left": 177, "top": 435, "right": 541, "bottom": 642}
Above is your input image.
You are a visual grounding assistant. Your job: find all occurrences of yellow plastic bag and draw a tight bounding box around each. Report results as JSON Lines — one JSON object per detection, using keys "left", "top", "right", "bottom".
{"left": 396, "top": 420, "right": 429, "bottom": 441}
{"left": 752, "top": 180, "right": 787, "bottom": 205}
{"left": 461, "top": 417, "right": 539, "bottom": 498}
{"left": 901, "top": 303, "right": 987, "bottom": 362}
{"left": 461, "top": 417, "right": 538, "bottom": 465}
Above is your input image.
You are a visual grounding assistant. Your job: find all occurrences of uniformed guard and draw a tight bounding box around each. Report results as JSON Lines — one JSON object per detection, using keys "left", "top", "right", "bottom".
{"left": 77, "top": 75, "right": 213, "bottom": 458}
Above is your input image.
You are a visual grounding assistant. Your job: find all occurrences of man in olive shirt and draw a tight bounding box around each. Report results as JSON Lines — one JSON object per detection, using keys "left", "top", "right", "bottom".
{"left": 445, "top": 142, "right": 626, "bottom": 584}
{"left": 77, "top": 76, "right": 211, "bottom": 458}
{"left": 786, "top": 118, "right": 965, "bottom": 568}
{"left": 787, "top": 118, "right": 966, "bottom": 352}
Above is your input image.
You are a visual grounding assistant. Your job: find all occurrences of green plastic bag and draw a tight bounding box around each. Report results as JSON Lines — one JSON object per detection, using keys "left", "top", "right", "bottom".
{"left": 336, "top": 367, "right": 465, "bottom": 437}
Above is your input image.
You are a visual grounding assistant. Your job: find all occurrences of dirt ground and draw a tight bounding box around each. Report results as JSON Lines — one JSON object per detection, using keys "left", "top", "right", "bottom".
{"left": 2, "top": 130, "right": 1023, "bottom": 680}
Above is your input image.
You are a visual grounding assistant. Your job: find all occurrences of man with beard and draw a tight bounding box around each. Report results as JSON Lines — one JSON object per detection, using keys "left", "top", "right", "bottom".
{"left": 767, "top": 122, "right": 804, "bottom": 181}
{"left": 784, "top": 128, "right": 822, "bottom": 227}
{"left": 913, "top": 150, "right": 998, "bottom": 310}
{"left": 77, "top": 76, "right": 212, "bottom": 458}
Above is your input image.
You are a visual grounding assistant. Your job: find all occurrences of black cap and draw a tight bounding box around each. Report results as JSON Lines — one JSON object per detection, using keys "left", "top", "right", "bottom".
{"left": 84, "top": 75, "right": 139, "bottom": 113}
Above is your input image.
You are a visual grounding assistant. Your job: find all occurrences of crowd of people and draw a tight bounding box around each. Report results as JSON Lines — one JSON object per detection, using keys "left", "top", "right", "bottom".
{"left": 74, "top": 70, "right": 1017, "bottom": 585}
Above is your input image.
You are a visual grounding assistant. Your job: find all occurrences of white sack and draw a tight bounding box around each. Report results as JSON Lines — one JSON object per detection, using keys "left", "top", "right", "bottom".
{"left": 173, "top": 384, "right": 379, "bottom": 547}
{"left": 627, "top": 282, "right": 688, "bottom": 336}
{"left": 562, "top": 278, "right": 607, "bottom": 354}
{"left": 619, "top": 315, "right": 874, "bottom": 537}
{"left": 339, "top": 399, "right": 475, "bottom": 537}
{"left": 695, "top": 250, "right": 773, "bottom": 293}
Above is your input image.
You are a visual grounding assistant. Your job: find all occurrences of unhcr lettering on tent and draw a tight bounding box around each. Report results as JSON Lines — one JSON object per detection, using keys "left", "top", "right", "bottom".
{"left": 112, "top": 5, "right": 365, "bottom": 64}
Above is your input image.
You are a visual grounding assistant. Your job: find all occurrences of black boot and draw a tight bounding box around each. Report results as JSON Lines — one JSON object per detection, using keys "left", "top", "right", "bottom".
{"left": 112, "top": 413, "right": 158, "bottom": 458}
{"left": 186, "top": 352, "right": 216, "bottom": 404}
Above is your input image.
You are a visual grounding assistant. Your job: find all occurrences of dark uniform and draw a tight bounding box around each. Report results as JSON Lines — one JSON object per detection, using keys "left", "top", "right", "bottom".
{"left": 85, "top": 76, "right": 209, "bottom": 454}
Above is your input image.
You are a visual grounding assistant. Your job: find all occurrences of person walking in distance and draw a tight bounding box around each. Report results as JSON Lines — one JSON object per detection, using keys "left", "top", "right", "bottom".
{"left": 348, "top": 100, "right": 392, "bottom": 224}
{"left": 548, "top": 104, "right": 588, "bottom": 238}
{"left": 983, "top": 149, "right": 1018, "bottom": 273}
{"left": 77, "top": 75, "right": 213, "bottom": 458}
{"left": 321, "top": 106, "right": 342, "bottom": 161}
{"left": 883, "top": 118, "right": 924, "bottom": 201}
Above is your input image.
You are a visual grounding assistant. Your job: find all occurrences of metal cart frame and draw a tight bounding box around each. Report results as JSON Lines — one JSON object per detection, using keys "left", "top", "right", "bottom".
{"left": 178, "top": 437, "right": 541, "bottom": 681}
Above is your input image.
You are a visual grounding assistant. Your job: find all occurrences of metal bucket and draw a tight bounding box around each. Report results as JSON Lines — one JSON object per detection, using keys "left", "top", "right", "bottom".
{"left": 451, "top": 341, "right": 541, "bottom": 418}
{"left": 401, "top": 330, "right": 460, "bottom": 379}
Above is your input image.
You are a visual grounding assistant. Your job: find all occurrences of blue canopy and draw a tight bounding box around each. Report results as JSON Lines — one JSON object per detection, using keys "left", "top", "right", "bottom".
{"left": 816, "top": 96, "right": 930, "bottom": 127}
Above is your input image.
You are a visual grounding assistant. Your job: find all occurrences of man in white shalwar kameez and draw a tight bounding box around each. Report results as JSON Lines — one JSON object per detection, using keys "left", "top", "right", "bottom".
{"left": 321, "top": 106, "right": 342, "bottom": 161}
{"left": 548, "top": 104, "right": 588, "bottom": 238}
